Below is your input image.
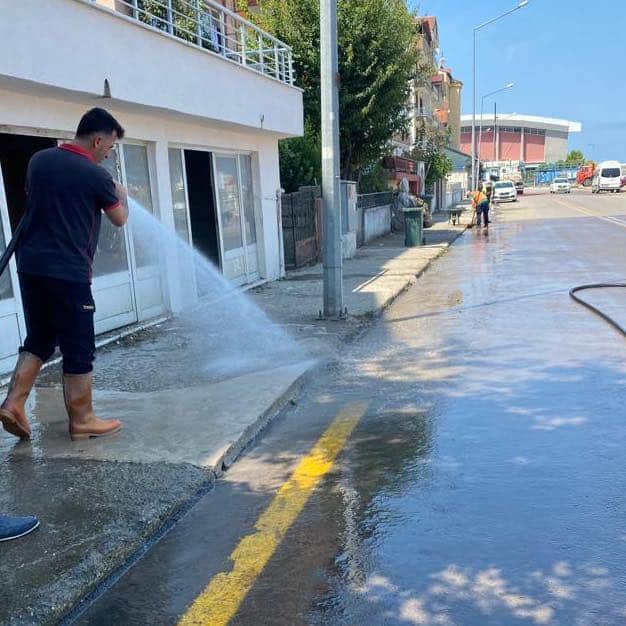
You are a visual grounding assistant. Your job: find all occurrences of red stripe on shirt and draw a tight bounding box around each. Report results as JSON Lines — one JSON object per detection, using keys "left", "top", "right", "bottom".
{"left": 103, "top": 201, "right": 121, "bottom": 212}
{"left": 59, "top": 143, "right": 96, "bottom": 163}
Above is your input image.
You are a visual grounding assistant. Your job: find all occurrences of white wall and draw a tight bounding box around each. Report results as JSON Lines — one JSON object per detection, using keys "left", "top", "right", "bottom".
{"left": 0, "top": 85, "right": 284, "bottom": 294}
{"left": 363, "top": 206, "right": 391, "bottom": 243}
{"left": 443, "top": 171, "right": 468, "bottom": 210}
{"left": 0, "top": 0, "right": 303, "bottom": 138}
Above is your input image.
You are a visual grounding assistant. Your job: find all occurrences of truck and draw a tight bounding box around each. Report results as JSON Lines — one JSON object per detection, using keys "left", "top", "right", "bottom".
{"left": 576, "top": 162, "right": 596, "bottom": 187}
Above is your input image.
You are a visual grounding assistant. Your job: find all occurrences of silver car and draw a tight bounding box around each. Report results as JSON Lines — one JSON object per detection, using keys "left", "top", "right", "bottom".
{"left": 493, "top": 181, "right": 517, "bottom": 203}
{"left": 550, "top": 177, "right": 571, "bottom": 193}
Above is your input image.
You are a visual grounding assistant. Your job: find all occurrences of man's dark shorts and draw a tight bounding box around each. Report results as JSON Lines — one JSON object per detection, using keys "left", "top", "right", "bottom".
{"left": 18, "top": 273, "right": 96, "bottom": 375}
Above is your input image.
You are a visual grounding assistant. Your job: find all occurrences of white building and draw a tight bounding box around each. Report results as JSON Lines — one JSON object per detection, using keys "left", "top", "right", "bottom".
{"left": 0, "top": 0, "right": 303, "bottom": 373}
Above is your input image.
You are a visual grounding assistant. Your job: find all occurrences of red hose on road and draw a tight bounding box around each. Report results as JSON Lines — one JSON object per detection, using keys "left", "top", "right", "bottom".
{"left": 569, "top": 283, "right": 626, "bottom": 337}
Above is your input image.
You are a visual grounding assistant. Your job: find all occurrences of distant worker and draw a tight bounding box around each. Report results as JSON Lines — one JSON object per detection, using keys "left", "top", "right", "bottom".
{"left": 0, "top": 108, "right": 129, "bottom": 442}
{"left": 471, "top": 184, "right": 490, "bottom": 231}
{"left": 483, "top": 179, "right": 494, "bottom": 208}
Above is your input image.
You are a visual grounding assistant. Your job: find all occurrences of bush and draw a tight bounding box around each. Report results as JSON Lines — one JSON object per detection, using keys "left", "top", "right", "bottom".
{"left": 358, "top": 162, "right": 390, "bottom": 193}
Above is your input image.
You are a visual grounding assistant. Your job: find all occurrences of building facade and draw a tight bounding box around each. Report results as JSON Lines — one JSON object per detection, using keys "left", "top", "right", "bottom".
{"left": 0, "top": 0, "right": 303, "bottom": 373}
{"left": 460, "top": 114, "right": 582, "bottom": 164}
{"left": 388, "top": 16, "right": 463, "bottom": 199}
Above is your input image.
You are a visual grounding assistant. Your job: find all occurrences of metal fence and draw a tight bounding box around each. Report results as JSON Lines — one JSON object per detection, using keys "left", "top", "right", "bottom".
{"left": 357, "top": 191, "right": 394, "bottom": 210}
{"left": 94, "top": 0, "right": 295, "bottom": 85}
{"left": 281, "top": 187, "right": 320, "bottom": 269}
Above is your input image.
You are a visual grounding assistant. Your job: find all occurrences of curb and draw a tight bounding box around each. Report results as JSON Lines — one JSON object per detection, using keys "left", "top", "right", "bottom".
{"left": 58, "top": 225, "right": 468, "bottom": 622}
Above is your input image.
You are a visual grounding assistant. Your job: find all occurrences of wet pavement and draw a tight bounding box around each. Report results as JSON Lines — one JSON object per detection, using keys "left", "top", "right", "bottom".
{"left": 0, "top": 216, "right": 465, "bottom": 625}
{"left": 71, "top": 189, "right": 626, "bottom": 625}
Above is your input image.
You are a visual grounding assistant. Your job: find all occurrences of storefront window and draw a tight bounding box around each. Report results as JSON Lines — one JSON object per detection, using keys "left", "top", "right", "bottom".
{"left": 239, "top": 155, "right": 257, "bottom": 245}
{"left": 0, "top": 216, "right": 14, "bottom": 301}
{"left": 94, "top": 147, "right": 130, "bottom": 278}
{"left": 124, "top": 144, "right": 158, "bottom": 268}
{"left": 215, "top": 155, "right": 243, "bottom": 252}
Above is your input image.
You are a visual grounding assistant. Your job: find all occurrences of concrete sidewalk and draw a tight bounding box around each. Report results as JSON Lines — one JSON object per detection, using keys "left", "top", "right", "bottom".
{"left": 0, "top": 215, "right": 466, "bottom": 625}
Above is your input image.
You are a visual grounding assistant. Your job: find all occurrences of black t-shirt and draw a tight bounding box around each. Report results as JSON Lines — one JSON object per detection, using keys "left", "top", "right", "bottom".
{"left": 17, "top": 144, "right": 120, "bottom": 284}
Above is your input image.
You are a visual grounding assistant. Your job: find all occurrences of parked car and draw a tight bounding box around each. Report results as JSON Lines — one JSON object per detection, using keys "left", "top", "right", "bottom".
{"left": 550, "top": 177, "right": 571, "bottom": 194}
{"left": 591, "top": 160, "right": 622, "bottom": 193}
{"left": 493, "top": 180, "right": 517, "bottom": 203}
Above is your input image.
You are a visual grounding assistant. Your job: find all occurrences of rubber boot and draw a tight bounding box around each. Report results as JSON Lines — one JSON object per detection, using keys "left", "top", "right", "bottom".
{"left": 63, "top": 373, "right": 122, "bottom": 441}
{"left": 0, "top": 352, "right": 42, "bottom": 439}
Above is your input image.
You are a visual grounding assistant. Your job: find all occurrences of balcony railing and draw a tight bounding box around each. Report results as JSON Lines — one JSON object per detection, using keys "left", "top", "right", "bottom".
{"left": 92, "top": 0, "right": 295, "bottom": 86}
{"left": 383, "top": 156, "right": 418, "bottom": 175}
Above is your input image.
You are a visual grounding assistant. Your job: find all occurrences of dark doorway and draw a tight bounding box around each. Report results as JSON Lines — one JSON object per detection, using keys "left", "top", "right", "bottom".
{"left": 184, "top": 150, "right": 220, "bottom": 268}
{"left": 0, "top": 134, "right": 58, "bottom": 232}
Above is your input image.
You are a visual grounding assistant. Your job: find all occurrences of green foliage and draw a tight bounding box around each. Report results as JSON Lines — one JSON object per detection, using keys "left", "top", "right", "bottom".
{"left": 139, "top": 1, "right": 221, "bottom": 50}
{"left": 425, "top": 149, "right": 453, "bottom": 190}
{"left": 565, "top": 149, "right": 585, "bottom": 166}
{"left": 278, "top": 122, "right": 321, "bottom": 193}
{"left": 358, "top": 161, "right": 391, "bottom": 193}
{"left": 242, "top": 0, "right": 419, "bottom": 183}
{"left": 411, "top": 122, "right": 451, "bottom": 187}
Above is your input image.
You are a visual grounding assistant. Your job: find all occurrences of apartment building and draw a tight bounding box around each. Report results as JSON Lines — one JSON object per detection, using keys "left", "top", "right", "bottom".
{"left": 0, "top": 0, "right": 303, "bottom": 373}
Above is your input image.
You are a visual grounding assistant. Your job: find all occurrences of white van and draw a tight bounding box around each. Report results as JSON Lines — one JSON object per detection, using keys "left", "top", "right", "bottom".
{"left": 591, "top": 160, "right": 622, "bottom": 193}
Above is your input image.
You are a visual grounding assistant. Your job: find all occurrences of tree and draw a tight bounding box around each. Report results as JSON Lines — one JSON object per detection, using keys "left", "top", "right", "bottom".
{"left": 425, "top": 149, "right": 453, "bottom": 190}
{"left": 278, "top": 122, "right": 321, "bottom": 192}
{"left": 410, "top": 121, "right": 451, "bottom": 191}
{"left": 565, "top": 149, "right": 585, "bottom": 166}
{"left": 239, "top": 0, "right": 419, "bottom": 182}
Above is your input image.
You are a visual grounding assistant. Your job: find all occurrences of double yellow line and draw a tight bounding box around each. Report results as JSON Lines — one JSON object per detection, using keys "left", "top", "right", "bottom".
{"left": 179, "top": 402, "right": 368, "bottom": 626}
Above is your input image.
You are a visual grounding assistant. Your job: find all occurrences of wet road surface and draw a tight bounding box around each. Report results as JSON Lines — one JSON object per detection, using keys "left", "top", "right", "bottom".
{"left": 72, "top": 189, "right": 626, "bottom": 625}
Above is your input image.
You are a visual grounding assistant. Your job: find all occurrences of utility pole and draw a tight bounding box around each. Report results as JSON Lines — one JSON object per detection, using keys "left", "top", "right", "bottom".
{"left": 320, "top": 0, "right": 343, "bottom": 318}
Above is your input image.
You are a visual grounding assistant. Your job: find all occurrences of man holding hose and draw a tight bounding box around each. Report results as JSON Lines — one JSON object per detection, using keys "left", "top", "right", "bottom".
{"left": 0, "top": 108, "right": 129, "bottom": 441}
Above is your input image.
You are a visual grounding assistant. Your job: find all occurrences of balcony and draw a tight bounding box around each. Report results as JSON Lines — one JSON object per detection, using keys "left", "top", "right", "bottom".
{"left": 1, "top": 0, "right": 303, "bottom": 137}
{"left": 94, "top": 0, "right": 294, "bottom": 86}
{"left": 384, "top": 156, "right": 418, "bottom": 176}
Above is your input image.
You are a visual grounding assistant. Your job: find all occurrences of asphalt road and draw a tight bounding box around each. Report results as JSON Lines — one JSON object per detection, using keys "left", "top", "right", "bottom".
{"left": 72, "top": 188, "right": 626, "bottom": 626}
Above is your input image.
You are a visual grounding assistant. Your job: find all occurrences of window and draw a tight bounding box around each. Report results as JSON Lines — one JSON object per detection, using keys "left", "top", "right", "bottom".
{"left": 124, "top": 144, "right": 157, "bottom": 268}
{"left": 215, "top": 155, "right": 244, "bottom": 252}
{"left": 239, "top": 155, "right": 257, "bottom": 246}
{"left": 601, "top": 168, "right": 620, "bottom": 178}
{"left": 0, "top": 216, "right": 13, "bottom": 301}
{"left": 168, "top": 148, "right": 191, "bottom": 243}
{"left": 93, "top": 147, "right": 130, "bottom": 278}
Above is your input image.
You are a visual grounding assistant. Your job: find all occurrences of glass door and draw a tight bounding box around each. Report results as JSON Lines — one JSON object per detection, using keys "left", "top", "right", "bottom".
{"left": 213, "top": 154, "right": 260, "bottom": 286}
{"left": 0, "top": 167, "right": 24, "bottom": 373}
{"left": 92, "top": 146, "right": 138, "bottom": 334}
{"left": 239, "top": 154, "right": 260, "bottom": 281}
{"left": 168, "top": 147, "right": 197, "bottom": 307}
{"left": 122, "top": 143, "right": 166, "bottom": 320}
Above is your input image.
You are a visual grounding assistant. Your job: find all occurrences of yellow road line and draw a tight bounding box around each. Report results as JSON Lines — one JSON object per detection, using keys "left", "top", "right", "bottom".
{"left": 553, "top": 197, "right": 626, "bottom": 229}
{"left": 178, "top": 402, "right": 368, "bottom": 626}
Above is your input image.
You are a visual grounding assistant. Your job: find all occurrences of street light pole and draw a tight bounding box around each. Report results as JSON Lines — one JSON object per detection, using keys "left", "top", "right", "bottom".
{"left": 471, "top": 0, "right": 529, "bottom": 190}
{"left": 320, "top": 0, "right": 343, "bottom": 318}
{"left": 478, "top": 82, "right": 514, "bottom": 179}
{"left": 471, "top": 31, "right": 476, "bottom": 191}
{"left": 493, "top": 101, "right": 497, "bottom": 161}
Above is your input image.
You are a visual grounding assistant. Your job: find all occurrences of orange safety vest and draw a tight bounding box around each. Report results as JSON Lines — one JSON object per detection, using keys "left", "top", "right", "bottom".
{"left": 472, "top": 191, "right": 488, "bottom": 206}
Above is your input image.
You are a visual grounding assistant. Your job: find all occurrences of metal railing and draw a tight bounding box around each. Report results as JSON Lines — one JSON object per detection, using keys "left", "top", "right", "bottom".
{"left": 383, "top": 156, "right": 418, "bottom": 175}
{"left": 92, "top": 0, "right": 295, "bottom": 85}
{"left": 357, "top": 191, "right": 393, "bottom": 210}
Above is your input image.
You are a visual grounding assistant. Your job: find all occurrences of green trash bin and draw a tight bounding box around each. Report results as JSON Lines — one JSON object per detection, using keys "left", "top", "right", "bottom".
{"left": 402, "top": 207, "right": 424, "bottom": 247}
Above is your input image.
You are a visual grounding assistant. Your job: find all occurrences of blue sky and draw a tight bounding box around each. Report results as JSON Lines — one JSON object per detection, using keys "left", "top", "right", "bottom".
{"left": 411, "top": 0, "right": 626, "bottom": 162}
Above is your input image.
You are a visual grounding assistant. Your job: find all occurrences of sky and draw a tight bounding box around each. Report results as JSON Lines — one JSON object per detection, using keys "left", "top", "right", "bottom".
{"left": 411, "top": 0, "right": 626, "bottom": 162}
